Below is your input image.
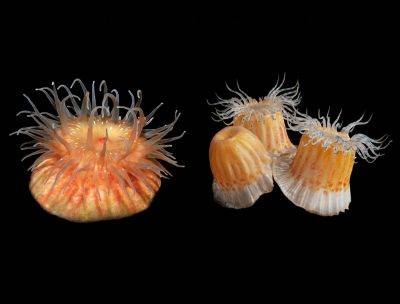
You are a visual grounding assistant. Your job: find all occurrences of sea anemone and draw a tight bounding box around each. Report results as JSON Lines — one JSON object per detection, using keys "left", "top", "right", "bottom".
{"left": 11, "top": 79, "right": 184, "bottom": 222}
{"left": 209, "top": 126, "right": 273, "bottom": 209}
{"left": 208, "top": 76, "right": 301, "bottom": 155}
{"left": 274, "top": 110, "right": 391, "bottom": 216}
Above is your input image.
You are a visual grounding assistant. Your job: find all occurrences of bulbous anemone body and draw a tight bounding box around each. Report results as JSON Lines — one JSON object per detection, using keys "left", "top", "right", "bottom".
{"left": 274, "top": 111, "right": 390, "bottom": 216}
{"left": 13, "top": 80, "right": 184, "bottom": 222}
{"left": 209, "top": 126, "right": 273, "bottom": 209}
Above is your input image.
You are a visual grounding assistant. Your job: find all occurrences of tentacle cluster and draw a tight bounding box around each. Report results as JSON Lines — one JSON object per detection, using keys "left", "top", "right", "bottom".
{"left": 208, "top": 75, "right": 301, "bottom": 125}
{"left": 286, "top": 109, "right": 391, "bottom": 162}
{"left": 11, "top": 79, "right": 185, "bottom": 187}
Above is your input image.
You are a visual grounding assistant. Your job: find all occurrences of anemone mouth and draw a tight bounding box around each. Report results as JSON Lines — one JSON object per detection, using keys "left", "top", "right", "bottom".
{"left": 207, "top": 75, "right": 301, "bottom": 125}
{"left": 314, "top": 125, "right": 350, "bottom": 144}
{"left": 61, "top": 117, "right": 146, "bottom": 153}
{"left": 240, "top": 99, "right": 281, "bottom": 114}
{"left": 11, "top": 79, "right": 185, "bottom": 176}
{"left": 286, "top": 109, "right": 391, "bottom": 162}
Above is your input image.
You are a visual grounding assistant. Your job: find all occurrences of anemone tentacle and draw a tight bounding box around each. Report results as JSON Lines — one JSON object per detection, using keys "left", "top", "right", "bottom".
{"left": 286, "top": 110, "right": 391, "bottom": 162}
{"left": 208, "top": 75, "right": 301, "bottom": 125}
{"left": 11, "top": 80, "right": 184, "bottom": 221}
{"left": 11, "top": 80, "right": 184, "bottom": 176}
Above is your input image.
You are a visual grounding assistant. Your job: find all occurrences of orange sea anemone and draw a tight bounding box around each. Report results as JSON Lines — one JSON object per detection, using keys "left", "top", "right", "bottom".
{"left": 208, "top": 76, "right": 300, "bottom": 156}
{"left": 11, "top": 79, "right": 184, "bottom": 222}
{"left": 209, "top": 126, "right": 273, "bottom": 209}
{"left": 274, "top": 110, "right": 391, "bottom": 216}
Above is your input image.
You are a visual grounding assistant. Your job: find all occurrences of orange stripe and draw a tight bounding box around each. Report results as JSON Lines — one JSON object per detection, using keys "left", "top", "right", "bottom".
{"left": 291, "top": 135, "right": 309, "bottom": 178}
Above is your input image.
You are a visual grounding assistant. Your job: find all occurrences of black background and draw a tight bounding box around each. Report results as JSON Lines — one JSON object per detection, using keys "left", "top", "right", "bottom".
{"left": 4, "top": 4, "right": 399, "bottom": 296}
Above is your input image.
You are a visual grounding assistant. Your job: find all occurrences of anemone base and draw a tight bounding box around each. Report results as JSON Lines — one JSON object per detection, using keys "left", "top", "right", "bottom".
{"left": 212, "top": 173, "right": 273, "bottom": 209}
{"left": 273, "top": 152, "right": 351, "bottom": 216}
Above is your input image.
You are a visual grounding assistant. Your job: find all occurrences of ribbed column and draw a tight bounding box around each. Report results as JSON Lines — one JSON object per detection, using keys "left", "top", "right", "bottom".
{"left": 30, "top": 159, "right": 160, "bottom": 222}
{"left": 290, "top": 134, "right": 355, "bottom": 191}
{"left": 234, "top": 112, "right": 294, "bottom": 155}
{"left": 209, "top": 126, "right": 273, "bottom": 209}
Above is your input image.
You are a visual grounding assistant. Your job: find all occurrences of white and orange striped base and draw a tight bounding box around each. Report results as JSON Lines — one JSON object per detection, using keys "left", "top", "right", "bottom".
{"left": 212, "top": 169, "right": 273, "bottom": 209}
{"left": 274, "top": 134, "right": 355, "bottom": 216}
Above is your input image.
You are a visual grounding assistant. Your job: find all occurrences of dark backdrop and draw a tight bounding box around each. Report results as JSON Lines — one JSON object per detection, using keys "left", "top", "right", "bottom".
{"left": 4, "top": 4, "right": 399, "bottom": 297}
